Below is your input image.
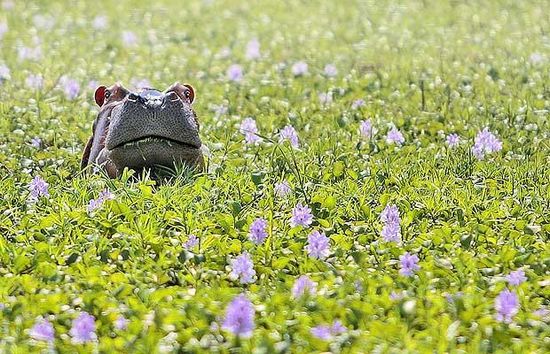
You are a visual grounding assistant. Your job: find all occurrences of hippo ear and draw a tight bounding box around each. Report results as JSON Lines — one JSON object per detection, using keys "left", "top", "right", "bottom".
{"left": 183, "top": 84, "right": 195, "bottom": 104}
{"left": 94, "top": 86, "right": 107, "bottom": 106}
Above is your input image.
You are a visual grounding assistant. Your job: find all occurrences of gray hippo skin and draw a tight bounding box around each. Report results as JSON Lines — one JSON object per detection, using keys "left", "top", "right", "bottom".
{"left": 81, "top": 82, "right": 204, "bottom": 178}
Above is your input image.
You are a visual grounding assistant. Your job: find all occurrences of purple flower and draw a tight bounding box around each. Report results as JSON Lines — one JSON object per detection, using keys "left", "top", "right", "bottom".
{"left": 92, "top": 15, "right": 108, "bottom": 30}
{"left": 529, "top": 52, "right": 544, "bottom": 65}
{"left": 229, "top": 252, "right": 256, "bottom": 284}
{"left": 274, "top": 181, "right": 292, "bottom": 198}
{"left": 98, "top": 189, "right": 114, "bottom": 201}
{"left": 0, "top": 64, "right": 10, "bottom": 82}
{"left": 70, "top": 312, "right": 97, "bottom": 343}
{"left": 114, "top": 315, "right": 129, "bottom": 331}
{"left": 359, "top": 120, "right": 373, "bottom": 139}
{"left": 222, "top": 294, "right": 255, "bottom": 338}
{"left": 323, "top": 64, "right": 337, "bottom": 77}
{"left": 121, "top": 31, "right": 137, "bottom": 47}
{"left": 290, "top": 203, "right": 313, "bottom": 227}
{"left": 29, "top": 318, "right": 55, "bottom": 342}
{"left": 26, "top": 74, "right": 44, "bottom": 90}
{"left": 239, "top": 117, "right": 261, "bottom": 144}
{"left": 279, "top": 124, "right": 299, "bottom": 148}
{"left": 292, "top": 275, "right": 317, "bottom": 298}
{"left": 472, "top": 128, "right": 502, "bottom": 160}
{"left": 87, "top": 189, "right": 114, "bottom": 213}
{"left": 399, "top": 252, "right": 420, "bottom": 277}
{"left": 245, "top": 38, "right": 261, "bottom": 60}
{"left": 0, "top": 21, "right": 8, "bottom": 39}
{"left": 17, "top": 45, "right": 42, "bottom": 61}
{"left": 306, "top": 230, "right": 330, "bottom": 260}
{"left": 380, "top": 204, "right": 401, "bottom": 225}
{"left": 506, "top": 269, "right": 527, "bottom": 286}
{"left": 30, "top": 137, "right": 42, "bottom": 148}
{"left": 495, "top": 289, "right": 519, "bottom": 323}
{"left": 311, "top": 325, "right": 332, "bottom": 340}
{"left": 2, "top": 1, "right": 14, "bottom": 10}
{"left": 87, "top": 198, "right": 103, "bottom": 213}
{"left": 446, "top": 133, "right": 460, "bottom": 148}
{"left": 227, "top": 64, "right": 243, "bottom": 82}
{"left": 184, "top": 234, "right": 199, "bottom": 249}
{"left": 248, "top": 218, "right": 268, "bottom": 245}
{"left": 311, "top": 320, "right": 347, "bottom": 340}
{"left": 87, "top": 80, "right": 99, "bottom": 91}
{"left": 351, "top": 99, "right": 366, "bottom": 110}
{"left": 381, "top": 222, "right": 401, "bottom": 243}
{"left": 386, "top": 126, "right": 405, "bottom": 145}
{"left": 318, "top": 91, "right": 333, "bottom": 105}
{"left": 292, "top": 61, "right": 308, "bottom": 76}
{"left": 389, "top": 291, "right": 404, "bottom": 301}
{"left": 28, "top": 175, "right": 49, "bottom": 201}
{"left": 60, "top": 76, "right": 80, "bottom": 100}
{"left": 130, "top": 78, "right": 151, "bottom": 90}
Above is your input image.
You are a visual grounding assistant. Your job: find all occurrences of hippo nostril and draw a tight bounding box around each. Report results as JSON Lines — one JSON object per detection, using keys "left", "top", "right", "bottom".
{"left": 127, "top": 93, "right": 139, "bottom": 102}
{"left": 167, "top": 91, "right": 179, "bottom": 102}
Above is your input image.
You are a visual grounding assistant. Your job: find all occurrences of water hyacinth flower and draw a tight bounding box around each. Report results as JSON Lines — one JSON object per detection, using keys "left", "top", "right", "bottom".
{"left": 506, "top": 269, "right": 527, "bottom": 286}
{"left": 292, "top": 61, "right": 308, "bottom": 76}
{"left": 28, "top": 175, "right": 49, "bottom": 201}
{"left": 306, "top": 230, "right": 330, "bottom": 260}
{"left": 290, "top": 203, "right": 313, "bottom": 227}
{"left": 30, "top": 137, "right": 42, "bottom": 148}
{"left": 318, "top": 91, "right": 333, "bottom": 105}
{"left": 359, "top": 120, "right": 373, "bottom": 139}
{"left": 29, "top": 318, "right": 55, "bottom": 342}
{"left": 2, "top": 0, "right": 14, "bottom": 10}
{"left": 380, "top": 204, "right": 401, "bottom": 225}
{"left": 495, "top": 289, "right": 519, "bottom": 323}
{"left": 222, "top": 294, "right": 255, "bottom": 338}
{"left": 386, "top": 126, "right": 405, "bottom": 145}
{"left": 60, "top": 76, "right": 80, "bottom": 100}
{"left": 87, "top": 188, "right": 114, "bottom": 213}
{"left": 399, "top": 252, "right": 420, "bottom": 276}
{"left": 381, "top": 222, "right": 401, "bottom": 243}
{"left": 121, "top": 31, "right": 138, "bottom": 47}
{"left": 130, "top": 78, "right": 151, "bottom": 90}
{"left": 292, "top": 275, "right": 317, "bottom": 298}
{"left": 274, "top": 180, "right": 292, "bottom": 198}
{"left": 529, "top": 52, "right": 544, "bottom": 65}
{"left": 472, "top": 128, "right": 502, "bottom": 159}
{"left": 17, "top": 45, "right": 42, "bottom": 61}
{"left": 323, "top": 64, "right": 337, "bottom": 77}
{"left": 245, "top": 38, "right": 261, "bottom": 60}
{"left": 279, "top": 124, "right": 299, "bottom": 148}
{"left": 239, "top": 117, "right": 261, "bottom": 144}
{"left": 26, "top": 74, "right": 44, "bottom": 90}
{"left": 114, "top": 315, "right": 129, "bottom": 331}
{"left": 446, "top": 133, "right": 460, "bottom": 147}
{"left": 229, "top": 252, "right": 256, "bottom": 284}
{"left": 70, "top": 312, "right": 97, "bottom": 343}
{"left": 311, "top": 320, "right": 347, "bottom": 340}
{"left": 352, "top": 98, "right": 366, "bottom": 110}
{"left": 227, "top": 64, "right": 243, "bottom": 82}
{"left": 92, "top": 15, "right": 108, "bottom": 30}
{"left": 248, "top": 218, "right": 268, "bottom": 244}
{"left": 0, "top": 21, "right": 7, "bottom": 39}
{"left": 183, "top": 234, "right": 199, "bottom": 249}
{"left": 0, "top": 64, "right": 10, "bottom": 82}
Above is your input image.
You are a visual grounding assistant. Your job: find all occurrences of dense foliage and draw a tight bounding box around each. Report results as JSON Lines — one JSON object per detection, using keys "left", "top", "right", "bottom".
{"left": 0, "top": 0, "right": 548, "bottom": 352}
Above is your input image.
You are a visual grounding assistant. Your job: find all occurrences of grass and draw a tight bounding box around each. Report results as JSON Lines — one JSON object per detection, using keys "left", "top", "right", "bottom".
{"left": 0, "top": 0, "right": 549, "bottom": 352}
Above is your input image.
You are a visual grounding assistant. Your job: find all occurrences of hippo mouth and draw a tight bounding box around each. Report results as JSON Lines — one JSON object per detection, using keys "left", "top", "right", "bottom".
{"left": 112, "top": 135, "right": 201, "bottom": 150}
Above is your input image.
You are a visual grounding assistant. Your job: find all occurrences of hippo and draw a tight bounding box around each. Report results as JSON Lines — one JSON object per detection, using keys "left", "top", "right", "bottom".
{"left": 81, "top": 82, "right": 204, "bottom": 178}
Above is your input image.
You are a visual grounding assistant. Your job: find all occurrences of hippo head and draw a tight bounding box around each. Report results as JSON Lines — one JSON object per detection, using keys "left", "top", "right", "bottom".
{"left": 81, "top": 82, "right": 204, "bottom": 178}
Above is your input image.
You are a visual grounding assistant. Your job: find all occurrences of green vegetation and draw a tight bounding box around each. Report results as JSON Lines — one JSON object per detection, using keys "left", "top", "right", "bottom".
{"left": 0, "top": 0, "right": 548, "bottom": 352}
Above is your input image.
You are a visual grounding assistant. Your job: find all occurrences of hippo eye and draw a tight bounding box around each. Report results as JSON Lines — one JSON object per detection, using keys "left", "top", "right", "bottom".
{"left": 104, "top": 90, "right": 111, "bottom": 100}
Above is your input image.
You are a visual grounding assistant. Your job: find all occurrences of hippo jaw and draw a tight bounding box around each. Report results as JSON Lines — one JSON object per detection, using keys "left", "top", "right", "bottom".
{"left": 104, "top": 88, "right": 203, "bottom": 172}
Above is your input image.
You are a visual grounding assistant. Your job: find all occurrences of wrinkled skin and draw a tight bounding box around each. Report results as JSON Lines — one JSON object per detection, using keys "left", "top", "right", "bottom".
{"left": 81, "top": 82, "right": 204, "bottom": 178}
